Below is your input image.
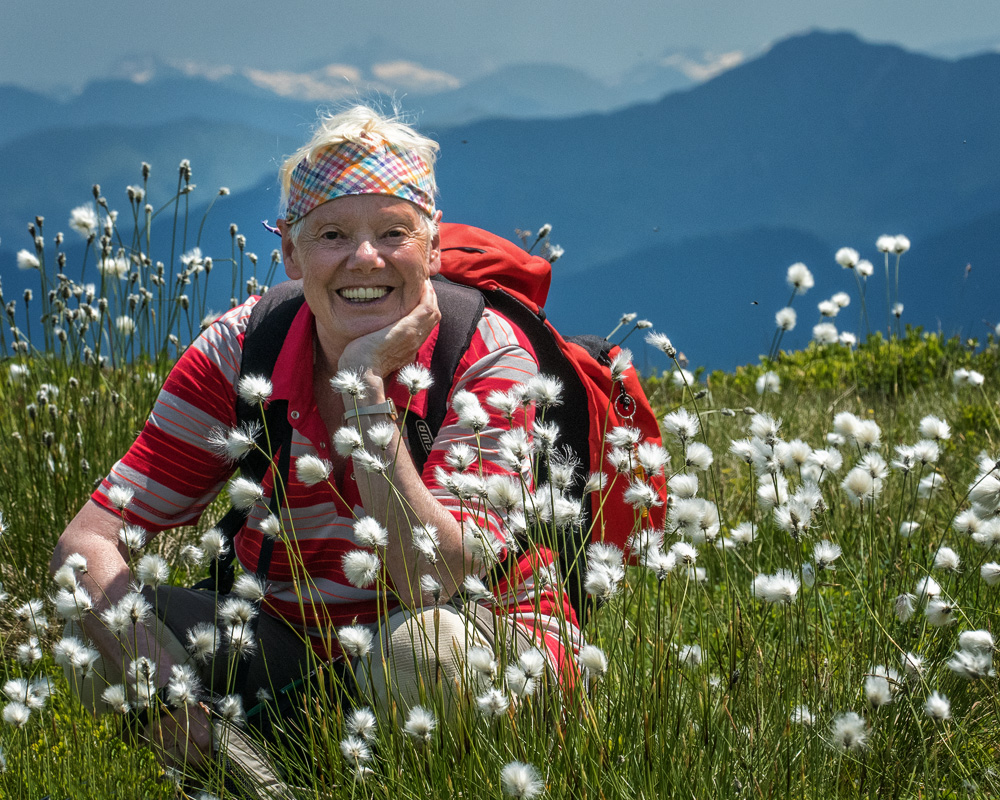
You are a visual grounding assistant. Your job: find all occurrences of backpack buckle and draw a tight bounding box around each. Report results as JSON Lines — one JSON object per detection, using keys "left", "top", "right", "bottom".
{"left": 614, "top": 384, "right": 636, "bottom": 420}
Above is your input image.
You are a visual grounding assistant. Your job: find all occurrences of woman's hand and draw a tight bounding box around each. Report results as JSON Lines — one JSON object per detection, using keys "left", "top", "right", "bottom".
{"left": 337, "top": 279, "right": 440, "bottom": 377}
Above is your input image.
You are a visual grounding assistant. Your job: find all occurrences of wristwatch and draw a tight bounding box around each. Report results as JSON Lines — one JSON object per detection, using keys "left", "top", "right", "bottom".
{"left": 342, "top": 398, "right": 398, "bottom": 422}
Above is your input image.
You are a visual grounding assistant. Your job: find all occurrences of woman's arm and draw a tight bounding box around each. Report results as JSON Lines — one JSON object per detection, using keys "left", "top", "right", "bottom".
{"left": 51, "top": 501, "right": 215, "bottom": 765}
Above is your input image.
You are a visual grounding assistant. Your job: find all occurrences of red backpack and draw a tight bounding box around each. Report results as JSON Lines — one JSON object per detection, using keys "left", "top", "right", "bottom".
{"left": 437, "top": 223, "right": 668, "bottom": 547}
{"left": 213, "top": 223, "right": 667, "bottom": 616}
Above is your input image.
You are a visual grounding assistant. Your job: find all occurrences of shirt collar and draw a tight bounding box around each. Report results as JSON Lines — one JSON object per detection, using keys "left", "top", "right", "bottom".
{"left": 268, "top": 299, "right": 438, "bottom": 436}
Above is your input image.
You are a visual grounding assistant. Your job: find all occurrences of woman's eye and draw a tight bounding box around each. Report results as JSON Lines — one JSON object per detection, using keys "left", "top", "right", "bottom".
{"left": 321, "top": 230, "right": 342, "bottom": 240}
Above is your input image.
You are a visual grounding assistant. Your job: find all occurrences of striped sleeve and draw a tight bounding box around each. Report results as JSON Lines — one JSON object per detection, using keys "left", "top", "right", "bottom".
{"left": 92, "top": 299, "right": 259, "bottom": 531}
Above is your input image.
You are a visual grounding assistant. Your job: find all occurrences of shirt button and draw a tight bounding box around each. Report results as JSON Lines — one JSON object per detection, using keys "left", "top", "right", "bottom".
{"left": 290, "top": 410, "right": 300, "bottom": 420}
{"left": 319, "top": 442, "right": 326, "bottom": 449}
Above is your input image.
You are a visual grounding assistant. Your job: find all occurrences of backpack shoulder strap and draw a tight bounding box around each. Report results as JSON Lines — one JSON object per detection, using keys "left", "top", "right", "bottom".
{"left": 406, "top": 277, "right": 485, "bottom": 472}
{"left": 197, "top": 287, "right": 302, "bottom": 594}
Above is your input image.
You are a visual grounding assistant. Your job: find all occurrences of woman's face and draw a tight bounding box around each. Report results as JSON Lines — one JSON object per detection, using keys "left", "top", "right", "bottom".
{"left": 281, "top": 194, "right": 441, "bottom": 357}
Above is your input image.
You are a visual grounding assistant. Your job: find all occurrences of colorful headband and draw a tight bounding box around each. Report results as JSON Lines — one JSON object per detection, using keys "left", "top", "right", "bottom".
{"left": 284, "top": 137, "right": 435, "bottom": 224}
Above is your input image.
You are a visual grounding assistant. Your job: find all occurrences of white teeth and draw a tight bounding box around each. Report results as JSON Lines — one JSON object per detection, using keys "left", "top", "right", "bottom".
{"left": 339, "top": 286, "right": 389, "bottom": 301}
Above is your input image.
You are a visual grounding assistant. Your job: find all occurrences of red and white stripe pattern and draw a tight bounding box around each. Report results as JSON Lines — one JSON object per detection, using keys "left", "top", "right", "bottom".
{"left": 94, "top": 297, "right": 581, "bottom": 667}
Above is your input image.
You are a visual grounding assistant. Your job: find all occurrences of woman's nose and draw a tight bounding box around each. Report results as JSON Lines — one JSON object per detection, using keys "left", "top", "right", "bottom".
{"left": 349, "top": 239, "right": 383, "bottom": 270}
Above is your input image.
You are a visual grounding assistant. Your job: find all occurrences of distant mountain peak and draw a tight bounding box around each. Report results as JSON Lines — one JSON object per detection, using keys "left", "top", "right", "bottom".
{"left": 107, "top": 53, "right": 461, "bottom": 102}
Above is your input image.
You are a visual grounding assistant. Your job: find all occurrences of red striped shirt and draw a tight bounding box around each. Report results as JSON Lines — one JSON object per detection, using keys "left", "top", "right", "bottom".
{"left": 94, "top": 296, "right": 581, "bottom": 665}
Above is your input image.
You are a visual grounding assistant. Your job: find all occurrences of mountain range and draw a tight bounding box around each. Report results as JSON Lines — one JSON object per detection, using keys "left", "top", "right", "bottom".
{"left": 2, "top": 30, "right": 997, "bottom": 370}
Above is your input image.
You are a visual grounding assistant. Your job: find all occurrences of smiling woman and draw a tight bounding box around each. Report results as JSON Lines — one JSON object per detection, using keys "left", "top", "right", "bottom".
{"left": 51, "top": 105, "right": 577, "bottom": 793}
{"left": 278, "top": 195, "right": 442, "bottom": 364}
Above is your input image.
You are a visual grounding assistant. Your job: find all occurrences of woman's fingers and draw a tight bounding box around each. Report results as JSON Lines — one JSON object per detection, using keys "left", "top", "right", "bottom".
{"left": 340, "top": 280, "right": 440, "bottom": 376}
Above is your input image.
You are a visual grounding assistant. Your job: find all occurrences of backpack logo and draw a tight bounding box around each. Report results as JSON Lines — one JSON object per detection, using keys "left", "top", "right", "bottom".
{"left": 414, "top": 419, "right": 435, "bottom": 455}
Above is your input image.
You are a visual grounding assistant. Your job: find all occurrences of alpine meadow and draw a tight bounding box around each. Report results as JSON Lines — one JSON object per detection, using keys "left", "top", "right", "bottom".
{"left": 0, "top": 155, "right": 998, "bottom": 799}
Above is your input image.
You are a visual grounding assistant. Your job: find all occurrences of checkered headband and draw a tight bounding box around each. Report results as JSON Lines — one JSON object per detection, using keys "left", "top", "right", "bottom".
{"left": 284, "top": 137, "right": 435, "bottom": 223}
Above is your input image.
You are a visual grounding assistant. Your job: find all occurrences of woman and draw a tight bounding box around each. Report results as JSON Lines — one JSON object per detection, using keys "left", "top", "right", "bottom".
{"left": 51, "top": 106, "right": 578, "bottom": 784}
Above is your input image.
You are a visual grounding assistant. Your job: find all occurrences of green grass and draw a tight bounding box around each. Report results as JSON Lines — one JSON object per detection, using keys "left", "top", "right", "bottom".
{"left": 2, "top": 170, "right": 1000, "bottom": 799}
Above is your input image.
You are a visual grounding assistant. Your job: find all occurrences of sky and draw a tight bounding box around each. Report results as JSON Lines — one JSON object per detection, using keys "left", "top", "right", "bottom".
{"left": 5, "top": 0, "right": 1000, "bottom": 93}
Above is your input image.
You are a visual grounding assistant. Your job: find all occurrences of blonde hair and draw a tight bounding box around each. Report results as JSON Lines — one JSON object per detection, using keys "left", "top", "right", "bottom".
{"left": 278, "top": 105, "right": 440, "bottom": 220}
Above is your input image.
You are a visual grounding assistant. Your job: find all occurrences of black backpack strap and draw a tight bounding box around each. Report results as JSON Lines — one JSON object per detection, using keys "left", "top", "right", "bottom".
{"left": 197, "top": 285, "right": 304, "bottom": 594}
{"left": 478, "top": 288, "right": 598, "bottom": 620}
{"left": 404, "top": 277, "right": 485, "bottom": 473}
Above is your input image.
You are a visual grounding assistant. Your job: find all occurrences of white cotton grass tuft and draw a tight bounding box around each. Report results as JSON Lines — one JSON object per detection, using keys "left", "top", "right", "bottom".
{"left": 835, "top": 247, "right": 860, "bottom": 269}
{"left": 636, "top": 442, "right": 670, "bottom": 476}
{"left": 786, "top": 262, "right": 814, "bottom": 294}
{"left": 901, "top": 651, "right": 925, "bottom": 679}
{"left": 685, "top": 441, "right": 714, "bottom": 471}
{"left": 340, "top": 736, "right": 372, "bottom": 768}
{"left": 186, "top": 622, "right": 221, "bottom": 664}
{"left": 452, "top": 389, "right": 490, "bottom": 431}
{"left": 419, "top": 574, "right": 443, "bottom": 603}
{"left": 915, "top": 576, "right": 941, "bottom": 600}
{"left": 135, "top": 554, "right": 170, "bottom": 588}
{"left": 237, "top": 375, "right": 273, "bottom": 405}
{"left": 645, "top": 331, "right": 676, "bottom": 358}
{"left": 790, "top": 705, "right": 814, "bottom": 726}
{"left": 894, "top": 593, "right": 917, "bottom": 623}
{"left": 677, "top": 644, "right": 702, "bottom": 668}
{"left": 403, "top": 705, "right": 436, "bottom": 744}
{"left": 609, "top": 348, "right": 633, "bottom": 382}
{"left": 466, "top": 646, "right": 497, "bottom": 683}
{"left": 662, "top": 408, "right": 699, "bottom": 445}
{"left": 101, "top": 684, "right": 131, "bottom": 714}
{"left": 500, "top": 761, "right": 544, "bottom": 799}
{"left": 924, "top": 691, "right": 951, "bottom": 722}
{"left": 295, "top": 455, "right": 332, "bottom": 486}
{"left": 342, "top": 551, "right": 381, "bottom": 588}
{"left": 841, "top": 467, "right": 880, "bottom": 506}
{"left": 330, "top": 368, "right": 369, "bottom": 399}
{"left": 366, "top": 420, "right": 396, "bottom": 451}
{"left": 462, "top": 574, "right": 492, "bottom": 603}
{"left": 775, "top": 307, "right": 797, "bottom": 331}
{"left": 924, "top": 598, "right": 958, "bottom": 627}
{"left": 228, "top": 477, "right": 264, "bottom": 511}
{"left": 397, "top": 363, "right": 432, "bottom": 395}
{"left": 981, "top": 562, "right": 1000, "bottom": 586}
{"left": 107, "top": 485, "right": 135, "bottom": 512}
{"left": 518, "top": 648, "right": 547, "bottom": 681}
{"left": 864, "top": 666, "right": 900, "bottom": 707}
{"left": 3, "top": 702, "right": 31, "bottom": 728}
{"left": 352, "top": 517, "right": 388, "bottom": 549}
{"left": 584, "top": 561, "right": 625, "bottom": 600}
{"left": 333, "top": 426, "right": 365, "bottom": 457}
{"left": 476, "top": 688, "right": 510, "bottom": 717}
{"left": 751, "top": 570, "right": 799, "bottom": 604}
{"left": 232, "top": 574, "right": 267, "bottom": 604}
{"left": 577, "top": 644, "right": 608, "bottom": 679}
{"left": 337, "top": 624, "right": 373, "bottom": 658}
{"left": 412, "top": 524, "right": 440, "bottom": 563}
{"left": 668, "top": 473, "right": 698, "bottom": 499}
{"left": 829, "top": 711, "right": 867, "bottom": 751}
{"left": 813, "top": 540, "right": 842, "bottom": 571}
{"left": 813, "top": 322, "right": 838, "bottom": 345}
{"left": 525, "top": 374, "right": 564, "bottom": 411}
{"left": 504, "top": 664, "right": 537, "bottom": 698}
{"left": 119, "top": 524, "right": 147, "bottom": 551}
{"left": 346, "top": 707, "right": 377, "bottom": 742}
{"left": 200, "top": 529, "right": 229, "bottom": 560}
{"left": 756, "top": 371, "right": 780, "bottom": 395}
{"left": 932, "top": 546, "right": 961, "bottom": 573}
{"left": 208, "top": 423, "right": 261, "bottom": 463}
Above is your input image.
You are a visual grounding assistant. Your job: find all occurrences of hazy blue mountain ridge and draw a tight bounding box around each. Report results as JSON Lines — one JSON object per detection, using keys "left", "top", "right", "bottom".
{"left": 2, "top": 31, "right": 997, "bottom": 369}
